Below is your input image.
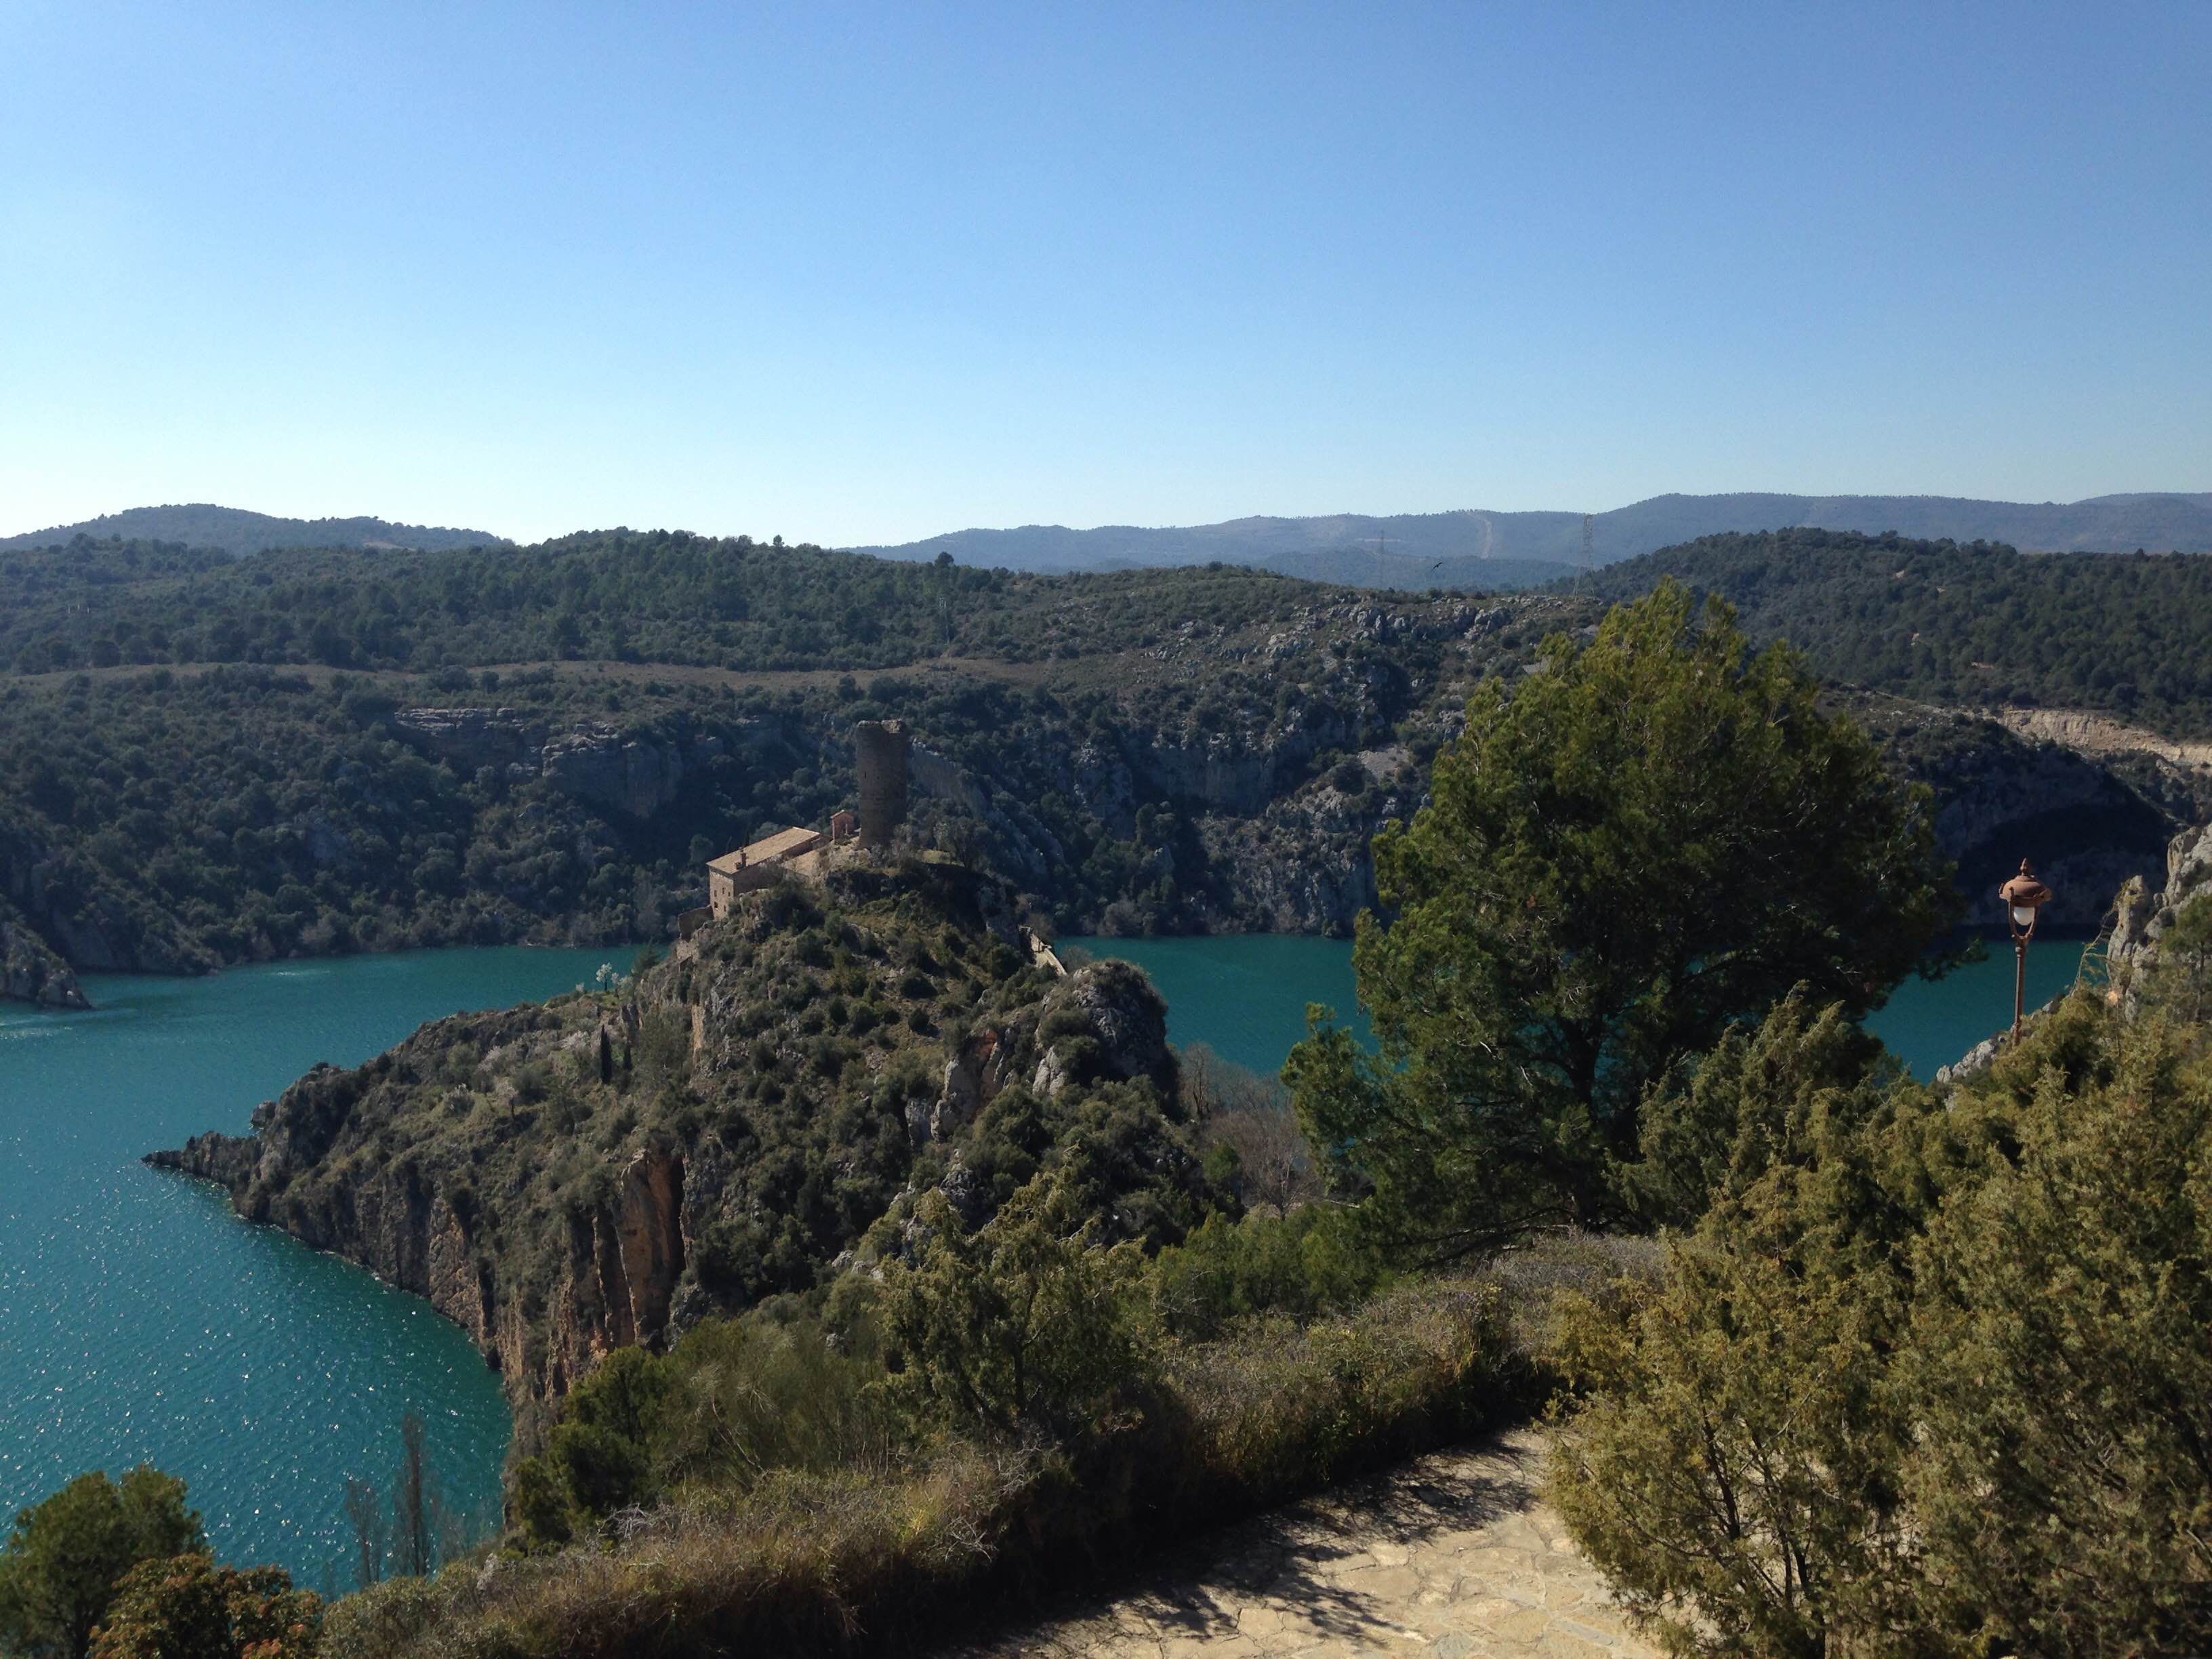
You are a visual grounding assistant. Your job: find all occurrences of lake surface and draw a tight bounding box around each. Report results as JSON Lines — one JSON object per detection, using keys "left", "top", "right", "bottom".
{"left": 1061, "top": 934, "right": 1372, "bottom": 1078}
{"left": 0, "top": 945, "right": 632, "bottom": 1586}
{"left": 1063, "top": 932, "right": 2092, "bottom": 1083}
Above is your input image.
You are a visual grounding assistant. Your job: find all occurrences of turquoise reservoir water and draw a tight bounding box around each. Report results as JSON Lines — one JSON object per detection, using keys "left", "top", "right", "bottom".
{"left": 0, "top": 946, "right": 631, "bottom": 1586}
{"left": 1866, "top": 935, "right": 2091, "bottom": 1078}
{"left": 1062, "top": 933, "right": 2092, "bottom": 1083}
{"left": 1060, "top": 934, "right": 1372, "bottom": 1078}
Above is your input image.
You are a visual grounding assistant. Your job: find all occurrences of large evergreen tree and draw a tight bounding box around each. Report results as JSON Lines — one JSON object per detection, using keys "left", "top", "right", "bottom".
{"left": 1287, "top": 579, "right": 1959, "bottom": 1254}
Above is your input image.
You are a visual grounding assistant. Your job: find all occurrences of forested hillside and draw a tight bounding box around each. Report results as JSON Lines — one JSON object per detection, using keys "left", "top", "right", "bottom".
{"left": 0, "top": 560, "right": 1530, "bottom": 989}
{"left": 1590, "top": 528, "right": 2212, "bottom": 737}
{"left": 0, "top": 531, "right": 1410, "bottom": 676}
{"left": 3, "top": 527, "right": 2207, "bottom": 1003}
{"left": 0, "top": 504, "right": 508, "bottom": 556}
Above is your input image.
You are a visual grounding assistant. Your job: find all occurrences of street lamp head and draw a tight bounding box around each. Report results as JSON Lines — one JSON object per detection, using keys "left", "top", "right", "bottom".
{"left": 1999, "top": 859, "right": 2054, "bottom": 937}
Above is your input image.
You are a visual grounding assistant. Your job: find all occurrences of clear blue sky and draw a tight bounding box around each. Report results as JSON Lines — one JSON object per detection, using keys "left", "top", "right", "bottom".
{"left": 3, "top": 1, "right": 2206, "bottom": 546}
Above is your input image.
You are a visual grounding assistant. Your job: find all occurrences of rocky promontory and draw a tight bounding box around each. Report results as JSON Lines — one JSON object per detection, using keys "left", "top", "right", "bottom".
{"left": 151, "top": 857, "right": 1203, "bottom": 1442}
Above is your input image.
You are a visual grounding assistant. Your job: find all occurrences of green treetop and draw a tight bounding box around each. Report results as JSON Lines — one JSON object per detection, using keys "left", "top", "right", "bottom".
{"left": 1287, "top": 578, "right": 1959, "bottom": 1256}
{"left": 0, "top": 1468, "right": 202, "bottom": 1659}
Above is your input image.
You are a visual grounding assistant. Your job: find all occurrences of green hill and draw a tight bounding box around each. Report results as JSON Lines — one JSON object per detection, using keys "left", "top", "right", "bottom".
{"left": 1588, "top": 527, "right": 2212, "bottom": 736}
{"left": 0, "top": 503, "right": 509, "bottom": 556}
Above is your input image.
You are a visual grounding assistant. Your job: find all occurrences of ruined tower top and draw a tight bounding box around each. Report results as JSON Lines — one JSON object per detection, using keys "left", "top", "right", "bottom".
{"left": 855, "top": 719, "right": 909, "bottom": 848}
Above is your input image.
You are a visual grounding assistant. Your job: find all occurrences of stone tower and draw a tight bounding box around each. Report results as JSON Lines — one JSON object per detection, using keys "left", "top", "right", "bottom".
{"left": 855, "top": 719, "right": 909, "bottom": 848}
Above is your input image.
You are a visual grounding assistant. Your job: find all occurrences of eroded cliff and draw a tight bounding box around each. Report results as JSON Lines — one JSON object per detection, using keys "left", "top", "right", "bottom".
{"left": 150, "top": 857, "right": 1200, "bottom": 1443}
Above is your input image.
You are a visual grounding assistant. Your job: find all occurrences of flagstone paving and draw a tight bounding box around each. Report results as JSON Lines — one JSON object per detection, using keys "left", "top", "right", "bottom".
{"left": 944, "top": 1429, "right": 1657, "bottom": 1658}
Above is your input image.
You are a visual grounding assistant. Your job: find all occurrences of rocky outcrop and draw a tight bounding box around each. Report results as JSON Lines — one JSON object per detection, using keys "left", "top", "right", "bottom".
{"left": 391, "top": 706, "right": 548, "bottom": 773}
{"left": 541, "top": 726, "right": 694, "bottom": 819}
{"left": 1, "top": 909, "right": 91, "bottom": 1008}
{"left": 147, "top": 862, "right": 1195, "bottom": 1443}
{"left": 908, "top": 743, "right": 992, "bottom": 817}
{"left": 1982, "top": 707, "right": 2212, "bottom": 771}
{"left": 394, "top": 708, "right": 735, "bottom": 819}
{"left": 1868, "top": 707, "right": 2200, "bottom": 930}
{"left": 1193, "top": 772, "right": 1396, "bottom": 935}
{"left": 1035, "top": 959, "right": 1176, "bottom": 1097}
{"left": 2104, "top": 823, "right": 2212, "bottom": 1014}
{"left": 150, "top": 1022, "right": 695, "bottom": 1427}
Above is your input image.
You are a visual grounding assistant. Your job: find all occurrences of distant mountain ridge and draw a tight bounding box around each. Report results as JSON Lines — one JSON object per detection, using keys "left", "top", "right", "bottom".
{"left": 0, "top": 503, "right": 509, "bottom": 556}
{"left": 850, "top": 491, "right": 2212, "bottom": 586}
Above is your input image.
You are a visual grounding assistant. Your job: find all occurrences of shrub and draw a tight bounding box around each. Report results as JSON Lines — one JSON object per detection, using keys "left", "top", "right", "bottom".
{"left": 89, "top": 1553, "right": 320, "bottom": 1659}
{"left": 509, "top": 1062, "right": 554, "bottom": 1106}
{"left": 883, "top": 1175, "right": 1155, "bottom": 1438}
{"left": 1548, "top": 994, "right": 2212, "bottom": 1658}
{"left": 1148, "top": 1206, "right": 1382, "bottom": 1340}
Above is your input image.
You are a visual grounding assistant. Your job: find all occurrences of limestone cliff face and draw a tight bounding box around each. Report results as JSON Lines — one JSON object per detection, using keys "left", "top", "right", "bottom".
{"left": 148, "top": 861, "right": 1195, "bottom": 1443}
{"left": 150, "top": 1012, "right": 698, "bottom": 1430}
{"left": 2106, "top": 823, "right": 2212, "bottom": 1013}
{"left": 393, "top": 708, "right": 741, "bottom": 819}
{"left": 1858, "top": 701, "right": 2207, "bottom": 930}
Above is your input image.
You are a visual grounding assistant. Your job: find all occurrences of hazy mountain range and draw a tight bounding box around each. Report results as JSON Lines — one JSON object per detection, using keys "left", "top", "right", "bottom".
{"left": 851, "top": 491, "right": 2212, "bottom": 588}
{"left": 7, "top": 491, "right": 2209, "bottom": 590}
{"left": 0, "top": 504, "right": 509, "bottom": 556}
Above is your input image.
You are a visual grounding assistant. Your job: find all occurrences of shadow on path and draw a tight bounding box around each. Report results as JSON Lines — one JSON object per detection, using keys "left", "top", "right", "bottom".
{"left": 934, "top": 1432, "right": 1561, "bottom": 1658}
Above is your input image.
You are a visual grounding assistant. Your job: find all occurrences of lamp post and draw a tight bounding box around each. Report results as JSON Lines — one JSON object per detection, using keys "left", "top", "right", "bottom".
{"left": 1999, "top": 859, "right": 2054, "bottom": 1046}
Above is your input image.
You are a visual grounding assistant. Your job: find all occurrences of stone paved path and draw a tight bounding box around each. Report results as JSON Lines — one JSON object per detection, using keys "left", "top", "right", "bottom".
{"left": 943, "top": 1429, "right": 1656, "bottom": 1658}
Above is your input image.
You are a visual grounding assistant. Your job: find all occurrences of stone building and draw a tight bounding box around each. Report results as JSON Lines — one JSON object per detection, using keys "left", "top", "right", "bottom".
{"left": 705, "top": 825, "right": 825, "bottom": 918}
{"left": 698, "top": 722, "right": 914, "bottom": 922}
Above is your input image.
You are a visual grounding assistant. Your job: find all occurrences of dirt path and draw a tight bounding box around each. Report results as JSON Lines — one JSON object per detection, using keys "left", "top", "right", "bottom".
{"left": 942, "top": 1429, "right": 1655, "bottom": 1659}
{"left": 7, "top": 653, "right": 1054, "bottom": 695}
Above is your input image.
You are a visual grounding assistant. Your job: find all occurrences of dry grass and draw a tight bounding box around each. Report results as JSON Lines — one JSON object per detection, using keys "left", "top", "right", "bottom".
{"left": 323, "top": 1276, "right": 1526, "bottom": 1659}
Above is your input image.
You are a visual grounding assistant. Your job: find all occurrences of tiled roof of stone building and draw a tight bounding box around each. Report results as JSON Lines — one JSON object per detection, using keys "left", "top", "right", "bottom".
{"left": 706, "top": 825, "right": 824, "bottom": 874}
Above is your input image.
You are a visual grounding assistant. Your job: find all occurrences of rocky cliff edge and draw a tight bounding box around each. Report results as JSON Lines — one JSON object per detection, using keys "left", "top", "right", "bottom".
{"left": 148, "top": 858, "right": 1200, "bottom": 1444}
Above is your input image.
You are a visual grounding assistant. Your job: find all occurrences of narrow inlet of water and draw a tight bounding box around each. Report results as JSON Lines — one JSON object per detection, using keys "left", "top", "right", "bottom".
{"left": 1060, "top": 931, "right": 2093, "bottom": 1083}
{"left": 0, "top": 945, "right": 634, "bottom": 1586}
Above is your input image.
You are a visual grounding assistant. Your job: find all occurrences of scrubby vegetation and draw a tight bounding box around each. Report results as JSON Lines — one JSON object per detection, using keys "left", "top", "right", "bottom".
{"left": 318, "top": 1204, "right": 1533, "bottom": 1659}
{"left": 1549, "top": 987, "right": 2212, "bottom": 1657}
